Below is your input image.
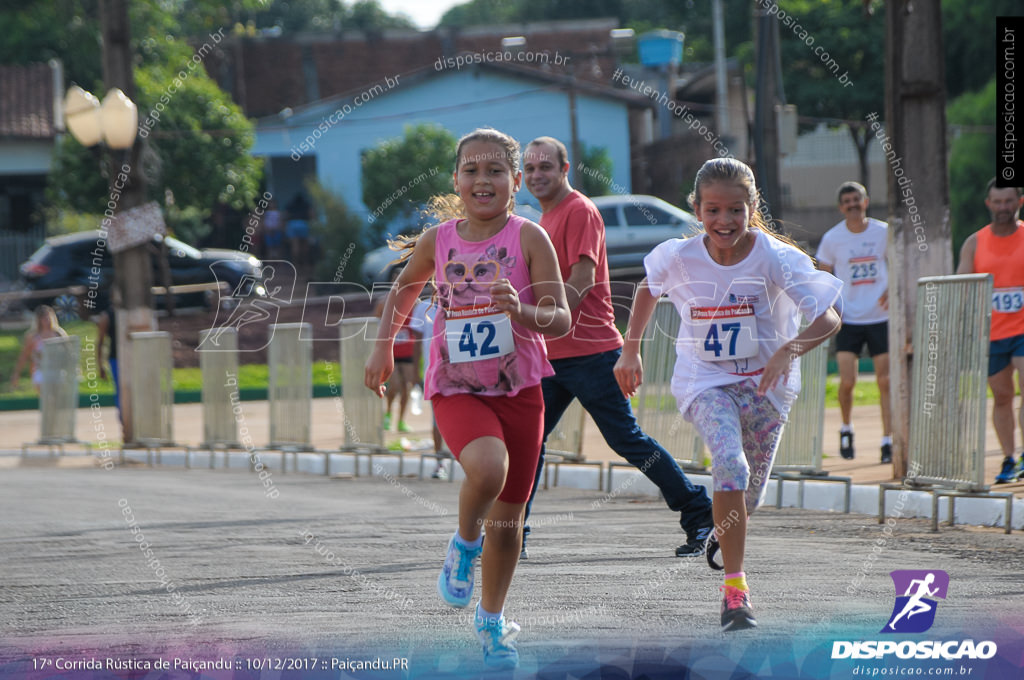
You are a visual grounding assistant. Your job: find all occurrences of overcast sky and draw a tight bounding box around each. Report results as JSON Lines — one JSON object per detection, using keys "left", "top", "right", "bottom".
{"left": 375, "top": 0, "right": 465, "bottom": 31}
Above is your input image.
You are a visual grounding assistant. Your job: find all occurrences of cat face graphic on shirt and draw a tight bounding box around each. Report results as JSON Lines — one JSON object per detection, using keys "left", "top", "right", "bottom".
{"left": 440, "top": 245, "right": 516, "bottom": 308}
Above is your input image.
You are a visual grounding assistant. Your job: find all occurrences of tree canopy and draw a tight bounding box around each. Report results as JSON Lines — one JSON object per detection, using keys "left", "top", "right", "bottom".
{"left": 947, "top": 78, "right": 997, "bottom": 264}
{"left": 360, "top": 123, "right": 458, "bottom": 242}
{"left": 38, "top": 2, "right": 262, "bottom": 243}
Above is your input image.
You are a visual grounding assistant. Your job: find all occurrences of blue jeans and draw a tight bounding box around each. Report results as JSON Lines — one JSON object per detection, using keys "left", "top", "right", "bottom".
{"left": 523, "top": 348, "right": 713, "bottom": 543}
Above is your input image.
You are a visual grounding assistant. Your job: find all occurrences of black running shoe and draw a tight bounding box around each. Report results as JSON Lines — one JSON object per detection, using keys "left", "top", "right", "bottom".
{"left": 705, "top": 531, "right": 724, "bottom": 571}
{"left": 880, "top": 443, "right": 892, "bottom": 464}
{"left": 840, "top": 430, "right": 855, "bottom": 460}
{"left": 721, "top": 585, "right": 757, "bottom": 631}
{"left": 676, "top": 524, "right": 714, "bottom": 557}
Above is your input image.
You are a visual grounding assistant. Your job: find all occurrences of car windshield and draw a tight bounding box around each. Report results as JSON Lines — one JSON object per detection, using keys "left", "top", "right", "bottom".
{"left": 28, "top": 243, "right": 53, "bottom": 263}
{"left": 162, "top": 236, "right": 202, "bottom": 259}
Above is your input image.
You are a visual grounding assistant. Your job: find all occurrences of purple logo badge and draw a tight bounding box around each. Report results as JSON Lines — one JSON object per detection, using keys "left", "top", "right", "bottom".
{"left": 882, "top": 570, "right": 949, "bottom": 634}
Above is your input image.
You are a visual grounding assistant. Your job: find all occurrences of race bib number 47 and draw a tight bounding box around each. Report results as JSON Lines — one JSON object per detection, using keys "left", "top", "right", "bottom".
{"left": 993, "top": 287, "right": 1024, "bottom": 314}
{"left": 445, "top": 305, "right": 514, "bottom": 364}
{"left": 691, "top": 304, "right": 758, "bottom": 362}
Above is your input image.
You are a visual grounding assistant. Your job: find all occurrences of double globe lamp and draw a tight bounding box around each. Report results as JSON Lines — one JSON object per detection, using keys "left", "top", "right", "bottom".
{"left": 63, "top": 85, "right": 138, "bottom": 150}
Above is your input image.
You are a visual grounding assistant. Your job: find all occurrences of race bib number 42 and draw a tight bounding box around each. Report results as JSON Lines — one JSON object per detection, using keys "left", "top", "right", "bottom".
{"left": 993, "top": 287, "right": 1024, "bottom": 314}
{"left": 445, "top": 306, "right": 514, "bottom": 364}
{"left": 691, "top": 304, "right": 758, "bottom": 361}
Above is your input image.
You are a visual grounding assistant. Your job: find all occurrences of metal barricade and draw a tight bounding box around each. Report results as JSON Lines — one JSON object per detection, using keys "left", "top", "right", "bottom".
{"left": 28, "top": 335, "right": 80, "bottom": 452}
{"left": 128, "top": 331, "right": 174, "bottom": 453}
{"left": 195, "top": 327, "right": 241, "bottom": 464}
{"left": 773, "top": 342, "right": 828, "bottom": 471}
{"left": 268, "top": 323, "right": 313, "bottom": 454}
{"left": 909, "top": 274, "right": 993, "bottom": 490}
{"left": 633, "top": 298, "right": 705, "bottom": 470}
{"left": 339, "top": 318, "right": 388, "bottom": 475}
{"left": 879, "top": 274, "right": 1012, "bottom": 534}
{"left": 543, "top": 398, "right": 602, "bottom": 490}
{"left": 546, "top": 398, "right": 585, "bottom": 458}
{"left": 771, "top": 340, "right": 851, "bottom": 512}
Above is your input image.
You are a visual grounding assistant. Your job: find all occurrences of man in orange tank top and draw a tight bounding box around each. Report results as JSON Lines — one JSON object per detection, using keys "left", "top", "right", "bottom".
{"left": 957, "top": 179, "right": 1024, "bottom": 483}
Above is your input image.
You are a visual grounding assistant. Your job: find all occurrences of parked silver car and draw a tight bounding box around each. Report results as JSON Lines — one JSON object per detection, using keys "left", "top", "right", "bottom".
{"left": 591, "top": 194, "right": 703, "bottom": 275}
{"left": 360, "top": 196, "right": 699, "bottom": 283}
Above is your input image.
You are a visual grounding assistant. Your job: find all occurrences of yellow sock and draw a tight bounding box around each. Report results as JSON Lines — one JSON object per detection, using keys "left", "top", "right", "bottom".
{"left": 725, "top": 572, "right": 748, "bottom": 592}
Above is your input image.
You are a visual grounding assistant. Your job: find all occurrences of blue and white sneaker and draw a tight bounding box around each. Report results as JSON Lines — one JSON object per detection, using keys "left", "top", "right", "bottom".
{"left": 995, "top": 457, "right": 1018, "bottom": 484}
{"left": 437, "top": 534, "right": 481, "bottom": 608}
{"left": 475, "top": 604, "right": 521, "bottom": 669}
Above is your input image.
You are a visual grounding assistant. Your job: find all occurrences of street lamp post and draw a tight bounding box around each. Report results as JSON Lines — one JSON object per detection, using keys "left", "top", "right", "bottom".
{"left": 62, "top": 0, "right": 160, "bottom": 445}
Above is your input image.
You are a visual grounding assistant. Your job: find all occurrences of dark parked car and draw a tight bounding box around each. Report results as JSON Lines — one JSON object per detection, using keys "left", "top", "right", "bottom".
{"left": 19, "top": 231, "right": 266, "bottom": 320}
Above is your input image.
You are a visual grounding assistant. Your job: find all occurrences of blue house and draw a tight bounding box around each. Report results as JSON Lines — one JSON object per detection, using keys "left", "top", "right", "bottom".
{"left": 251, "top": 62, "right": 651, "bottom": 231}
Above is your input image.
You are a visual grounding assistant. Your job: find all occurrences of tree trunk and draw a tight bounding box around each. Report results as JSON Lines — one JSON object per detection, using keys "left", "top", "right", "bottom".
{"left": 885, "top": 0, "right": 952, "bottom": 479}
{"left": 848, "top": 123, "right": 871, "bottom": 197}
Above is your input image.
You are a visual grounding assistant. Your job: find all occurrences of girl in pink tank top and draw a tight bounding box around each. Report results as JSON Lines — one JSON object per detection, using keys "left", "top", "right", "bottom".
{"left": 364, "top": 128, "right": 569, "bottom": 669}
{"left": 427, "top": 213, "right": 551, "bottom": 396}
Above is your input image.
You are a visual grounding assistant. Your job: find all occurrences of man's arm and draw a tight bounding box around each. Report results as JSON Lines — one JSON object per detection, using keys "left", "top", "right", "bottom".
{"left": 563, "top": 256, "right": 596, "bottom": 311}
{"left": 815, "top": 235, "right": 835, "bottom": 274}
{"left": 956, "top": 233, "right": 977, "bottom": 274}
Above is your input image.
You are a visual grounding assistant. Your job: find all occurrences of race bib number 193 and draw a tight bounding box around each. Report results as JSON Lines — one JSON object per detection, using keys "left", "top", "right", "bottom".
{"left": 993, "top": 287, "right": 1024, "bottom": 314}
{"left": 445, "top": 306, "right": 514, "bottom": 364}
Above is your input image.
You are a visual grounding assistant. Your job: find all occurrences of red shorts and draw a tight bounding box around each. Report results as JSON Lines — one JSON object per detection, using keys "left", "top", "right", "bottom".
{"left": 431, "top": 385, "right": 544, "bottom": 504}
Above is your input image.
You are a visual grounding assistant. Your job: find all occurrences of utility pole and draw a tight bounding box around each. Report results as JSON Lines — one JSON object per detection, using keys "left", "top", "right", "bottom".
{"left": 753, "top": 3, "right": 783, "bottom": 223}
{"left": 885, "top": 0, "right": 952, "bottom": 478}
{"left": 100, "top": 0, "right": 155, "bottom": 444}
{"left": 713, "top": 0, "right": 730, "bottom": 137}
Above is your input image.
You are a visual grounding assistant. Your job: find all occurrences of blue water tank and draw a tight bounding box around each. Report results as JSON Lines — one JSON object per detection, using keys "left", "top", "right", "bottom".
{"left": 637, "top": 30, "right": 685, "bottom": 67}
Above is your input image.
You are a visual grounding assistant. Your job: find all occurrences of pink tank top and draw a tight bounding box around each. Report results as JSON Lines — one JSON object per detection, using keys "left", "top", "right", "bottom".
{"left": 425, "top": 215, "right": 553, "bottom": 398}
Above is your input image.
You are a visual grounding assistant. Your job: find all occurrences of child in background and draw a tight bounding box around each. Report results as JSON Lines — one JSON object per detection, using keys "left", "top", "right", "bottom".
{"left": 10, "top": 305, "right": 68, "bottom": 393}
{"left": 365, "top": 128, "right": 570, "bottom": 668}
{"left": 410, "top": 291, "right": 451, "bottom": 477}
{"left": 375, "top": 296, "right": 420, "bottom": 433}
{"left": 614, "top": 158, "right": 842, "bottom": 631}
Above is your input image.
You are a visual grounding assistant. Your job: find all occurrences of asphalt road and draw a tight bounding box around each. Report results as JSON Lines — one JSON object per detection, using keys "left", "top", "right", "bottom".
{"left": 1, "top": 464, "right": 1022, "bottom": 679}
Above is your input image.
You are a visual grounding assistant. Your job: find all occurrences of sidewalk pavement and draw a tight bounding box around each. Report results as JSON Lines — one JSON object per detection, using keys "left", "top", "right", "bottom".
{"left": 2, "top": 394, "right": 1020, "bottom": 495}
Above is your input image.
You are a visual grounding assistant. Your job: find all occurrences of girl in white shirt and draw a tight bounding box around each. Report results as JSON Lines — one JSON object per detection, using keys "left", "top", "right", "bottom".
{"left": 614, "top": 158, "right": 842, "bottom": 632}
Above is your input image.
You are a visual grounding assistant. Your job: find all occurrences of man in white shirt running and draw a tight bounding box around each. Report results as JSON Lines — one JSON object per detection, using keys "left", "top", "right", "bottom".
{"left": 816, "top": 182, "right": 893, "bottom": 464}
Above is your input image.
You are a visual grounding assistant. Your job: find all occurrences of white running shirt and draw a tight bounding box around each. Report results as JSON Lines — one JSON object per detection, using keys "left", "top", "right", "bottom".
{"left": 644, "top": 231, "right": 842, "bottom": 416}
{"left": 815, "top": 218, "right": 889, "bottom": 325}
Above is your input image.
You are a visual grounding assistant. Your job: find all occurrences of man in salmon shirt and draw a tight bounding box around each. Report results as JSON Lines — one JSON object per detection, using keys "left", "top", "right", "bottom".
{"left": 957, "top": 179, "right": 1024, "bottom": 483}
{"left": 519, "top": 136, "right": 714, "bottom": 559}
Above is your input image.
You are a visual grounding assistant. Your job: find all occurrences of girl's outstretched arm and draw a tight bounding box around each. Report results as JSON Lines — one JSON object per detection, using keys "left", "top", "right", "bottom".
{"left": 364, "top": 228, "right": 437, "bottom": 397}
{"left": 758, "top": 305, "right": 842, "bottom": 395}
{"left": 613, "top": 278, "right": 659, "bottom": 398}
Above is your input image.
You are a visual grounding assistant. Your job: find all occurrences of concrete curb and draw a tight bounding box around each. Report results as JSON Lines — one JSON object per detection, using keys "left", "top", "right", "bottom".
{"left": 5, "top": 449, "right": 1021, "bottom": 531}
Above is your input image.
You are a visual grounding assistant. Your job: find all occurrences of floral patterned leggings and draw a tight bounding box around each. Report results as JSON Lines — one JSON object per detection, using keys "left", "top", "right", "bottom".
{"left": 685, "top": 379, "right": 786, "bottom": 515}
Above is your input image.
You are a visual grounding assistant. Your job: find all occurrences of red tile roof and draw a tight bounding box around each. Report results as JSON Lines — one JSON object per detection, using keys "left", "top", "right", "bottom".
{"left": 0, "top": 62, "right": 57, "bottom": 139}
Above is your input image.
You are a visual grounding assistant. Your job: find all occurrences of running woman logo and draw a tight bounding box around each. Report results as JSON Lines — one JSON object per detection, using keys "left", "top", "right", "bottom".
{"left": 881, "top": 569, "right": 949, "bottom": 634}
